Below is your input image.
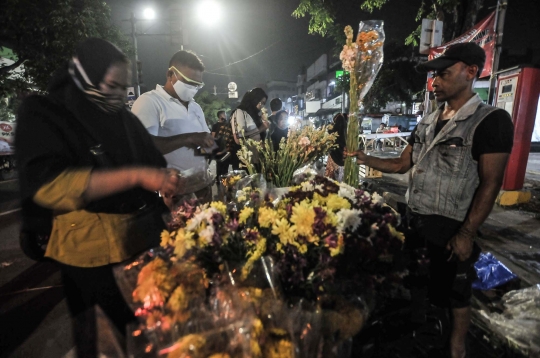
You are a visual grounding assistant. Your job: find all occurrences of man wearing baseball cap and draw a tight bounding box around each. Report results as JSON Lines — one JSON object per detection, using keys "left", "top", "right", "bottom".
{"left": 347, "top": 42, "right": 514, "bottom": 357}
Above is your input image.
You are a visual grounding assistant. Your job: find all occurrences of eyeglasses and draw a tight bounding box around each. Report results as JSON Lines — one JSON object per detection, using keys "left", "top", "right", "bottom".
{"left": 169, "top": 66, "right": 205, "bottom": 90}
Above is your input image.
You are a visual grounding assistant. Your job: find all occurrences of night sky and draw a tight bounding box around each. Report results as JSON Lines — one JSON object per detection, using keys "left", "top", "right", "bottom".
{"left": 106, "top": 0, "right": 540, "bottom": 99}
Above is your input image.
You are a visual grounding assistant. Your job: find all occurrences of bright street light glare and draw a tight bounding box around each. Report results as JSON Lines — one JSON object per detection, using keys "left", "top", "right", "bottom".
{"left": 197, "top": 1, "right": 222, "bottom": 26}
{"left": 143, "top": 8, "right": 156, "bottom": 19}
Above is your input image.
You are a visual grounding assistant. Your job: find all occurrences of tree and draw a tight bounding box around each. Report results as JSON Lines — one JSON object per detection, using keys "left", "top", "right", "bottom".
{"left": 195, "top": 91, "right": 231, "bottom": 127}
{"left": 293, "top": 0, "right": 486, "bottom": 46}
{"left": 362, "top": 42, "right": 426, "bottom": 112}
{"left": 0, "top": 0, "right": 132, "bottom": 98}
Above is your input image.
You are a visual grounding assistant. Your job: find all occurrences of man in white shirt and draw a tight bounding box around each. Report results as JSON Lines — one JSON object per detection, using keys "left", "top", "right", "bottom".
{"left": 132, "top": 50, "right": 215, "bottom": 204}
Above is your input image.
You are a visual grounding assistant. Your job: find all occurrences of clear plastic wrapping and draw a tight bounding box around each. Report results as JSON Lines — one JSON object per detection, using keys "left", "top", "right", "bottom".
{"left": 478, "top": 284, "right": 540, "bottom": 354}
{"left": 176, "top": 168, "right": 214, "bottom": 195}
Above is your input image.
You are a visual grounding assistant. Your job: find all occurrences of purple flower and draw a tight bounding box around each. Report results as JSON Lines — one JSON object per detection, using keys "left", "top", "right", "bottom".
{"left": 226, "top": 218, "right": 239, "bottom": 232}
{"left": 324, "top": 234, "right": 338, "bottom": 248}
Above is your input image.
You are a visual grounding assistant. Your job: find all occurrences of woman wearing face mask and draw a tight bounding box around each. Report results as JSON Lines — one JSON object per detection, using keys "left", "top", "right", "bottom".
{"left": 270, "top": 110, "right": 289, "bottom": 151}
{"left": 325, "top": 113, "right": 347, "bottom": 181}
{"left": 16, "top": 38, "right": 178, "bottom": 357}
{"left": 230, "top": 88, "right": 269, "bottom": 169}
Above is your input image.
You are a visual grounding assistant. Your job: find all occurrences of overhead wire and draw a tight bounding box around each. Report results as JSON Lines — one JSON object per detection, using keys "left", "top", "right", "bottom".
{"left": 206, "top": 40, "right": 281, "bottom": 73}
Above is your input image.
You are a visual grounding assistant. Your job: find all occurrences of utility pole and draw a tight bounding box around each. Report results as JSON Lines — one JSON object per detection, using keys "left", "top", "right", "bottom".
{"left": 129, "top": 12, "right": 140, "bottom": 98}
{"left": 487, "top": 0, "right": 508, "bottom": 105}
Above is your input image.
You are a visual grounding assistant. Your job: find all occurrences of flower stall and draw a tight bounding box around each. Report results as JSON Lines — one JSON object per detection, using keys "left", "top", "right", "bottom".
{"left": 116, "top": 173, "right": 405, "bottom": 357}
{"left": 113, "top": 21, "right": 401, "bottom": 358}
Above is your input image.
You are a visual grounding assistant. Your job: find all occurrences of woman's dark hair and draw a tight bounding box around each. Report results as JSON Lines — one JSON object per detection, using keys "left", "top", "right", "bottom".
{"left": 331, "top": 113, "right": 346, "bottom": 134}
{"left": 75, "top": 38, "right": 129, "bottom": 85}
{"left": 234, "top": 87, "right": 268, "bottom": 127}
{"left": 169, "top": 50, "right": 205, "bottom": 71}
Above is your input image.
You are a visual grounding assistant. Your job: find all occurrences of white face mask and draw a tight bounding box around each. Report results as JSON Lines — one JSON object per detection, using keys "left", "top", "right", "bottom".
{"left": 173, "top": 74, "right": 199, "bottom": 102}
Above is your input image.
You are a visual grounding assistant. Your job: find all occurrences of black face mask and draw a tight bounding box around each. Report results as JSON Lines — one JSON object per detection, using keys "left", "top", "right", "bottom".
{"left": 69, "top": 57, "right": 125, "bottom": 114}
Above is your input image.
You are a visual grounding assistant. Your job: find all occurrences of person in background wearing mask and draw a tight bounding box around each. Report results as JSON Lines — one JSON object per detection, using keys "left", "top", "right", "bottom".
{"left": 132, "top": 50, "right": 215, "bottom": 204}
{"left": 325, "top": 113, "right": 347, "bottom": 181}
{"left": 16, "top": 38, "right": 179, "bottom": 357}
{"left": 267, "top": 97, "right": 283, "bottom": 136}
{"left": 270, "top": 110, "right": 288, "bottom": 151}
{"left": 230, "top": 88, "right": 269, "bottom": 169}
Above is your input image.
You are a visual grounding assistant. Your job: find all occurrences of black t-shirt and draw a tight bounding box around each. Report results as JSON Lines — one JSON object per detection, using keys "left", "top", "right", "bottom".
{"left": 211, "top": 121, "right": 225, "bottom": 134}
{"left": 407, "top": 109, "right": 514, "bottom": 161}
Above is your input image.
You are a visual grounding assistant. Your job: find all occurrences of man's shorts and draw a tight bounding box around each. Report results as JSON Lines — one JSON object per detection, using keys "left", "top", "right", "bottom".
{"left": 408, "top": 212, "right": 480, "bottom": 309}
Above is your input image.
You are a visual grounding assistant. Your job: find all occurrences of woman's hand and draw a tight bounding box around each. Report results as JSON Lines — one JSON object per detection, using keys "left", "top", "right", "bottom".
{"left": 137, "top": 168, "right": 179, "bottom": 197}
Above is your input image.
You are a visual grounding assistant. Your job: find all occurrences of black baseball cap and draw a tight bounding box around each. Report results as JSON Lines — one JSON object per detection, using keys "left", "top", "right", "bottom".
{"left": 416, "top": 42, "right": 486, "bottom": 76}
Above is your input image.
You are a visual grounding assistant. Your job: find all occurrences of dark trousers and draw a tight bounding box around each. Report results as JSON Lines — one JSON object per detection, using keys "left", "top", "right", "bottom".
{"left": 216, "top": 157, "right": 231, "bottom": 181}
{"left": 230, "top": 152, "right": 241, "bottom": 171}
{"left": 60, "top": 263, "right": 136, "bottom": 358}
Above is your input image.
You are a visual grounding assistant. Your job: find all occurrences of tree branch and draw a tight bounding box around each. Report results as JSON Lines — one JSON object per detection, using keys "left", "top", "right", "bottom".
{"left": 0, "top": 57, "right": 26, "bottom": 75}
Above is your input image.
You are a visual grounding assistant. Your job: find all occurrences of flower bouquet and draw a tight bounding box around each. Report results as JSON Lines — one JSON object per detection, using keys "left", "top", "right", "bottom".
{"left": 219, "top": 170, "right": 248, "bottom": 203}
{"left": 340, "top": 21, "right": 385, "bottom": 187}
{"left": 237, "top": 124, "right": 338, "bottom": 187}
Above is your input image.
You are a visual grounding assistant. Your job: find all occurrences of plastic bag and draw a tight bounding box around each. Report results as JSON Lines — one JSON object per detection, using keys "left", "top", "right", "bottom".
{"left": 115, "top": 252, "right": 262, "bottom": 357}
{"left": 219, "top": 170, "right": 248, "bottom": 203}
{"left": 176, "top": 167, "right": 214, "bottom": 195}
{"left": 478, "top": 284, "right": 540, "bottom": 354}
{"left": 472, "top": 252, "right": 518, "bottom": 290}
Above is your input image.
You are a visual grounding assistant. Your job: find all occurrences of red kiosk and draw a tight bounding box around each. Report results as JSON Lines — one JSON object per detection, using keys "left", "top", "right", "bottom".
{"left": 495, "top": 66, "right": 540, "bottom": 191}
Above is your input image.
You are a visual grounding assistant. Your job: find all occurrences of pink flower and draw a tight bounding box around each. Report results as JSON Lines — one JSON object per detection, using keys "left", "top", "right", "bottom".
{"left": 298, "top": 137, "right": 311, "bottom": 147}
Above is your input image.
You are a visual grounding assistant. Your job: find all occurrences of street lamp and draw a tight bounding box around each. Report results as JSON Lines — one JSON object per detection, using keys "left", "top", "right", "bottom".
{"left": 197, "top": 1, "right": 222, "bottom": 26}
{"left": 143, "top": 8, "right": 156, "bottom": 20}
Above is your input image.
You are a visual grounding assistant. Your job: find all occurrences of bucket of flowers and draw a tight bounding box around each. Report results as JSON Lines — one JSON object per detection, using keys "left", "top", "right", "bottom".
{"left": 237, "top": 123, "right": 338, "bottom": 188}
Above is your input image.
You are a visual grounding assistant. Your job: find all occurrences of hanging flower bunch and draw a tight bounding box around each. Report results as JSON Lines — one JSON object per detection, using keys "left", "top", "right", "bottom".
{"left": 339, "top": 25, "right": 358, "bottom": 72}
{"left": 340, "top": 21, "right": 385, "bottom": 188}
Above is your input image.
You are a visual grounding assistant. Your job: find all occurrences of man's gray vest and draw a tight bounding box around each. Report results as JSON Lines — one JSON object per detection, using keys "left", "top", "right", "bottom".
{"left": 407, "top": 94, "right": 498, "bottom": 221}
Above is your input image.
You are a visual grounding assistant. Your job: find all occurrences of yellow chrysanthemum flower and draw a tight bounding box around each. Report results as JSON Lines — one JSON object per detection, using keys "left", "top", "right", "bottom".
{"left": 210, "top": 201, "right": 227, "bottom": 216}
{"left": 258, "top": 207, "right": 278, "bottom": 228}
{"left": 239, "top": 207, "right": 254, "bottom": 224}
{"left": 272, "top": 218, "right": 297, "bottom": 246}
{"left": 324, "top": 210, "right": 338, "bottom": 227}
{"left": 173, "top": 228, "right": 196, "bottom": 257}
{"left": 325, "top": 193, "right": 351, "bottom": 211}
{"left": 312, "top": 192, "right": 325, "bottom": 206}
{"left": 242, "top": 238, "right": 267, "bottom": 279}
{"left": 329, "top": 233, "right": 345, "bottom": 257}
{"left": 388, "top": 224, "right": 405, "bottom": 242}
{"left": 160, "top": 230, "right": 172, "bottom": 247}
{"left": 290, "top": 201, "right": 315, "bottom": 237}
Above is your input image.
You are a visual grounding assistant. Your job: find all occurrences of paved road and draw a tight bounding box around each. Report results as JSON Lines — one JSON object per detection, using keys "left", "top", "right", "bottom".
{"left": 0, "top": 211, "right": 73, "bottom": 358}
